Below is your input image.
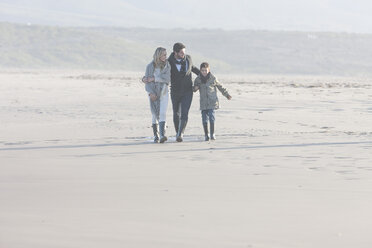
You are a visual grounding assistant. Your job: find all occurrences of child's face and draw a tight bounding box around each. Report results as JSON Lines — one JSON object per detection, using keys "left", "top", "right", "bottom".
{"left": 200, "top": 67, "right": 209, "bottom": 77}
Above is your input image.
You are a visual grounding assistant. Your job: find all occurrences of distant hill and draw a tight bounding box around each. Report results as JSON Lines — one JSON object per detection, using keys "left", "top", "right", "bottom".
{"left": 0, "top": 22, "right": 155, "bottom": 70}
{"left": 1, "top": 22, "right": 372, "bottom": 76}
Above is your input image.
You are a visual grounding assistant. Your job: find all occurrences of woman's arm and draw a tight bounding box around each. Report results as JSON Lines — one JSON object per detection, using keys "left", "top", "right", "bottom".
{"left": 144, "top": 63, "right": 156, "bottom": 94}
{"left": 143, "top": 63, "right": 155, "bottom": 83}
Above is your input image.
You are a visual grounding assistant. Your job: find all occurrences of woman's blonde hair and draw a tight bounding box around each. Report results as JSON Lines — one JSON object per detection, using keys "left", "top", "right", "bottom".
{"left": 153, "top": 47, "right": 167, "bottom": 69}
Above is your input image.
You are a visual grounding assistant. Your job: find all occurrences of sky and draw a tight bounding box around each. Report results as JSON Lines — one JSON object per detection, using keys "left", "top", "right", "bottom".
{"left": 1, "top": 0, "right": 372, "bottom": 33}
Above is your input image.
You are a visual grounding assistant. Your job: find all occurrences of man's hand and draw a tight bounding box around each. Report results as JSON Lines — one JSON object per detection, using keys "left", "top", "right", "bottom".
{"left": 147, "top": 77, "right": 155, "bottom": 83}
{"left": 142, "top": 77, "right": 155, "bottom": 83}
{"left": 193, "top": 86, "right": 199, "bottom": 92}
{"left": 227, "top": 95, "right": 232, "bottom": 100}
{"left": 149, "top": 93, "right": 157, "bottom": 101}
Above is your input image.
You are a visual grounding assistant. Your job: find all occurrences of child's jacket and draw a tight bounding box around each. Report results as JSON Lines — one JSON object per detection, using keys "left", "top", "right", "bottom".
{"left": 194, "top": 73, "right": 231, "bottom": 110}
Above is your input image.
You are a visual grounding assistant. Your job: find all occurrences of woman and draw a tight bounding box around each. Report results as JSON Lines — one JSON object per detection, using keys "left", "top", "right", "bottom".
{"left": 142, "top": 47, "right": 170, "bottom": 143}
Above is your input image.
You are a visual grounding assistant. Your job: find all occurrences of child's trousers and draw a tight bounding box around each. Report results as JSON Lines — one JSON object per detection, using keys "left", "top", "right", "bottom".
{"left": 201, "top": 109, "right": 215, "bottom": 124}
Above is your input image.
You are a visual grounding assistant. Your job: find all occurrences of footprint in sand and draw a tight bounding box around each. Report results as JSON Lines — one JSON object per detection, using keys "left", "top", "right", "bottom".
{"left": 336, "top": 170, "right": 354, "bottom": 175}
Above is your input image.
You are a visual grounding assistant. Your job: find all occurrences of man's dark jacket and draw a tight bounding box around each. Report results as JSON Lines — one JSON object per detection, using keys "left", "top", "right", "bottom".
{"left": 168, "top": 52, "right": 200, "bottom": 96}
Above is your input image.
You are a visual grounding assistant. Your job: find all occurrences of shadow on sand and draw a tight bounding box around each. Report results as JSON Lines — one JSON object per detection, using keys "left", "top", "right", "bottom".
{"left": 1, "top": 138, "right": 371, "bottom": 153}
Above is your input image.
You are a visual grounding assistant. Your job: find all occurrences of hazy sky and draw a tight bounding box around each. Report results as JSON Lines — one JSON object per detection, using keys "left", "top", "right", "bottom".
{"left": 1, "top": 0, "right": 372, "bottom": 33}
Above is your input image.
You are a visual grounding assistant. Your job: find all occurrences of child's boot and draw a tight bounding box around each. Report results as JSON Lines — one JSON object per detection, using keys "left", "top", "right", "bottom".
{"left": 203, "top": 122, "right": 209, "bottom": 141}
{"left": 210, "top": 122, "right": 216, "bottom": 140}
{"left": 159, "top": 121, "right": 167, "bottom": 143}
{"left": 152, "top": 124, "right": 159, "bottom": 143}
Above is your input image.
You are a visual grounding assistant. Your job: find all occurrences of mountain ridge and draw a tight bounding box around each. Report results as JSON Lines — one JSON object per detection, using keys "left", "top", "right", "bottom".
{"left": 1, "top": 22, "right": 372, "bottom": 76}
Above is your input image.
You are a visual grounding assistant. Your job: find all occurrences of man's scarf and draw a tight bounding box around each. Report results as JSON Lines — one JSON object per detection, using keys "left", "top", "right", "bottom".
{"left": 175, "top": 58, "right": 187, "bottom": 73}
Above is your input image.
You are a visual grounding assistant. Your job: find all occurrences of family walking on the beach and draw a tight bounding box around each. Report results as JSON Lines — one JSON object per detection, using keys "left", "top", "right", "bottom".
{"left": 142, "top": 42, "right": 232, "bottom": 143}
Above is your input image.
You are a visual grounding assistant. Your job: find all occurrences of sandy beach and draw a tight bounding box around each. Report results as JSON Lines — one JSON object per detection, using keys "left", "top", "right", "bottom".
{"left": 1, "top": 70, "right": 372, "bottom": 248}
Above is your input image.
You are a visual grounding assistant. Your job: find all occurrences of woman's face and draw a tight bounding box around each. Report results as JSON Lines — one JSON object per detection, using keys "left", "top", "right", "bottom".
{"left": 160, "top": 51, "right": 167, "bottom": 62}
{"left": 200, "top": 67, "right": 209, "bottom": 77}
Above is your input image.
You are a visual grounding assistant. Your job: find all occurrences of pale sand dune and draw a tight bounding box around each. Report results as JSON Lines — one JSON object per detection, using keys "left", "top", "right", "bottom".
{"left": 1, "top": 70, "right": 372, "bottom": 248}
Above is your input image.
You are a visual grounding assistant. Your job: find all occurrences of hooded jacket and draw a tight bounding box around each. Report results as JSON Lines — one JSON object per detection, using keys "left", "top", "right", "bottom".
{"left": 194, "top": 73, "right": 231, "bottom": 110}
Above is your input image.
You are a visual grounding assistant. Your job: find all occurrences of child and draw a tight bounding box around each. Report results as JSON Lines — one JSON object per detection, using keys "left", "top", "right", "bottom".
{"left": 193, "top": 62, "right": 232, "bottom": 141}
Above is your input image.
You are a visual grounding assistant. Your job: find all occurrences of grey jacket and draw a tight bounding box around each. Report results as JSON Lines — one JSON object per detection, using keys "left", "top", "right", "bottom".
{"left": 194, "top": 73, "right": 231, "bottom": 110}
{"left": 144, "top": 61, "right": 171, "bottom": 95}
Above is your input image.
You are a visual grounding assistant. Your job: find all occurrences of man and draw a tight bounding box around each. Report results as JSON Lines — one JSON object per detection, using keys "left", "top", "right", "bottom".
{"left": 168, "top": 42, "right": 200, "bottom": 142}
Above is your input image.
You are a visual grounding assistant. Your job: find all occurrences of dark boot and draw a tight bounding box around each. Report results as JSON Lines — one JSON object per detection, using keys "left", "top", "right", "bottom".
{"left": 210, "top": 122, "right": 216, "bottom": 140}
{"left": 174, "top": 118, "right": 179, "bottom": 134}
{"left": 176, "top": 120, "right": 187, "bottom": 142}
{"left": 159, "top": 121, "right": 167, "bottom": 143}
{"left": 203, "top": 122, "right": 209, "bottom": 141}
{"left": 152, "top": 124, "right": 159, "bottom": 143}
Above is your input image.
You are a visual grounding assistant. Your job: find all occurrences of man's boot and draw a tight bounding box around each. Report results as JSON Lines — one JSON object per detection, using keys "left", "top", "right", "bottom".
{"left": 210, "top": 122, "right": 216, "bottom": 140}
{"left": 203, "top": 122, "right": 209, "bottom": 141}
{"left": 174, "top": 118, "right": 179, "bottom": 134}
{"left": 152, "top": 124, "right": 159, "bottom": 143}
{"left": 159, "top": 121, "right": 167, "bottom": 143}
{"left": 176, "top": 120, "right": 187, "bottom": 142}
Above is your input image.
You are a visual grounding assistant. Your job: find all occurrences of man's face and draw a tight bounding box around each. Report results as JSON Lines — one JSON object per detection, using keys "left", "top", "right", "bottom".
{"left": 175, "top": 48, "right": 185, "bottom": 59}
{"left": 200, "top": 67, "right": 209, "bottom": 77}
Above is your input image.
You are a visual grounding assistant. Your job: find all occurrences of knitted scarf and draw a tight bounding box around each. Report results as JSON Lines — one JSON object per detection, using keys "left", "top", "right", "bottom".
{"left": 200, "top": 72, "right": 211, "bottom": 83}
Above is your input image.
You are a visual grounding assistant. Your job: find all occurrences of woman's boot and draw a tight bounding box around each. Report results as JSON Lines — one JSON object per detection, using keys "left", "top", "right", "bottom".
{"left": 203, "top": 122, "right": 209, "bottom": 141}
{"left": 159, "top": 121, "right": 167, "bottom": 143}
{"left": 210, "top": 122, "right": 216, "bottom": 140}
{"left": 152, "top": 124, "right": 159, "bottom": 143}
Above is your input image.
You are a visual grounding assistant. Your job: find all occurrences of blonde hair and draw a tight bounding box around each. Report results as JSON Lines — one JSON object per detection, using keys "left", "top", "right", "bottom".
{"left": 153, "top": 47, "right": 167, "bottom": 69}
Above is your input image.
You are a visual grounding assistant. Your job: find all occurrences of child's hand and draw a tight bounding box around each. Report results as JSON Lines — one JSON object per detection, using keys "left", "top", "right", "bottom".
{"left": 227, "top": 95, "right": 232, "bottom": 100}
